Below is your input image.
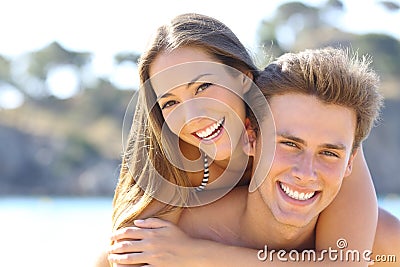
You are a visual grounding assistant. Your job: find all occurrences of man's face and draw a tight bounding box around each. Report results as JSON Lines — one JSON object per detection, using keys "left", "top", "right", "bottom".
{"left": 254, "top": 93, "right": 357, "bottom": 228}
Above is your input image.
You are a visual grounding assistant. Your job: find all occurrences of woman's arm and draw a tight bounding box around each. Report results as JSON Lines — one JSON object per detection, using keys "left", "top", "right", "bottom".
{"left": 93, "top": 251, "right": 110, "bottom": 267}
{"left": 93, "top": 200, "right": 182, "bottom": 267}
{"left": 108, "top": 218, "right": 374, "bottom": 266}
{"left": 316, "top": 146, "right": 378, "bottom": 254}
{"left": 105, "top": 147, "right": 378, "bottom": 267}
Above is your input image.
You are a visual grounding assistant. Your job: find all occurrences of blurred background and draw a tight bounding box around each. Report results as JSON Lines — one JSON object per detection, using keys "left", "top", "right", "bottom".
{"left": 0, "top": 0, "right": 399, "bottom": 266}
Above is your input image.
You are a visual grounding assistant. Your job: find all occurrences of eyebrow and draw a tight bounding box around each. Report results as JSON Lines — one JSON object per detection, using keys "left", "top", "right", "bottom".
{"left": 157, "top": 73, "right": 212, "bottom": 100}
{"left": 278, "top": 132, "right": 347, "bottom": 151}
{"left": 322, "top": 143, "right": 347, "bottom": 151}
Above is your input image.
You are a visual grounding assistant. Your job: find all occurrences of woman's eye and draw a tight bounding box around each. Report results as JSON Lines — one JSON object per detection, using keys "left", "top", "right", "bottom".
{"left": 161, "top": 100, "right": 178, "bottom": 109}
{"left": 196, "top": 83, "right": 212, "bottom": 94}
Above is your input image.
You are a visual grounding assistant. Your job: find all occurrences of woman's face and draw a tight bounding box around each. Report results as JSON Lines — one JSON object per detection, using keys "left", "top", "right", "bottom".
{"left": 148, "top": 46, "right": 251, "bottom": 161}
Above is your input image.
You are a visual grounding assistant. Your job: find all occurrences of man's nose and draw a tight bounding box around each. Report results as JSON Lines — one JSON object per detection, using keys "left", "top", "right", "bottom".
{"left": 292, "top": 151, "right": 318, "bottom": 183}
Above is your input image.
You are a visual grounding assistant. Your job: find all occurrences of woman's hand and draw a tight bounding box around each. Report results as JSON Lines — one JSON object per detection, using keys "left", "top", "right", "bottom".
{"left": 108, "top": 218, "right": 206, "bottom": 267}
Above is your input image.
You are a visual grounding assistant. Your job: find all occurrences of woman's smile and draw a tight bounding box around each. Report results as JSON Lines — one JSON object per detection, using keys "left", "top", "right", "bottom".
{"left": 192, "top": 117, "right": 225, "bottom": 142}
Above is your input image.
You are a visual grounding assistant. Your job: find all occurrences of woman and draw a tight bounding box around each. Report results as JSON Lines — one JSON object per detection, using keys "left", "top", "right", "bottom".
{"left": 112, "top": 12, "right": 264, "bottom": 228}
{"left": 99, "top": 13, "right": 378, "bottom": 266}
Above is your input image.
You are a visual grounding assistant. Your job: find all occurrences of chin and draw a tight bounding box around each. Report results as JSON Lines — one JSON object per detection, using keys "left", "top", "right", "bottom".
{"left": 208, "top": 146, "right": 233, "bottom": 161}
{"left": 274, "top": 212, "right": 316, "bottom": 228}
{"left": 213, "top": 152, "right": 232, "bottom": 161}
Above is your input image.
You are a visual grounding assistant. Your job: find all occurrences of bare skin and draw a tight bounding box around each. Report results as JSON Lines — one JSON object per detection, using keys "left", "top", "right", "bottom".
{"left": 105, "top": 94, "right": 400, "bottom": 267}
{"left": 107, "top": 207, "right": 400, "bottom": 267}
{"left": 95, "top": 46, "right": 384, "bottom": 266}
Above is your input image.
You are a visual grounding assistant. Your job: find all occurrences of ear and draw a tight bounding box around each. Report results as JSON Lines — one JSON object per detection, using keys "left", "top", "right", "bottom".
{"left": 344, "top": 148, "right": 358, "bottom": 177}
{"left": 242, "top": 118, "right": 256, "bottom": 156}
{"left": 241, "top": 71, "right": 253, "bottom": 94}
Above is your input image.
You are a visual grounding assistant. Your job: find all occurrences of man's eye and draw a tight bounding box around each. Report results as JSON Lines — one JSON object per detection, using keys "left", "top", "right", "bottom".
{"left": 321, "top": 151, "right": 339, "bottom": 158}
{"left": 161, "top": 100, "right": 178, "bottom": 109}
{"left": 196, "top": 83, "right": 212, "bottom": 94}
{"left": 281, "top": 141, "right": 298, "bottom": 148}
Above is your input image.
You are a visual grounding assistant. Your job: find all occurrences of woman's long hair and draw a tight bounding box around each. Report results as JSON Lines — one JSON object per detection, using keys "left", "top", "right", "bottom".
{"left": 112, "top": 13, "right": 260, "bottom": 231}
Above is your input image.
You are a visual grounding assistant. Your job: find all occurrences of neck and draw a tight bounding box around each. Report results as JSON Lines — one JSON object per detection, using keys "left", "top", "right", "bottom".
{"left": 178, "top": 138, "right": 252, "bottom": 188}
{"left": 239, "top": 190, "right": 317, "bottom": 250}
{"left": 209, "top": 151, "right": 252, "bottom": 189}
{"left": 214, "top": 143, "right": 251, "bottom": 171}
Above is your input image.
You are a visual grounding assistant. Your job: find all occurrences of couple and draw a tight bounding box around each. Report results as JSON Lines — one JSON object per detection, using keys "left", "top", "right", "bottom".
{"left": 97, "top": 13, "right": 400, "bottom": 267}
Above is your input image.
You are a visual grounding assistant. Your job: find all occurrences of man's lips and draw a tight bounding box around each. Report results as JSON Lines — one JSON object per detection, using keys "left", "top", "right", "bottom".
{"left": 278, "top": 181, "right": 319, "bottom": 201}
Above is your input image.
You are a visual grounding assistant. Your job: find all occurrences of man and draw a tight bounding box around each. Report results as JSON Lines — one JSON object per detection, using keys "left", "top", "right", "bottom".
{"left": 106, "top": 47, "right": 400, "bottom": 266}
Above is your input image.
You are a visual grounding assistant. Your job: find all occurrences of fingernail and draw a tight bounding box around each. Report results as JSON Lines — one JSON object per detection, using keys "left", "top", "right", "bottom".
{"left": 134, "top": 219, "right": 145, "bottom": 224}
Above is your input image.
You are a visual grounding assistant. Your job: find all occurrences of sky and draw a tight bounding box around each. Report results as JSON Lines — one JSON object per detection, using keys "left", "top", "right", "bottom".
{"left": 0, "top": 0, "right": 399, "bottom": 104}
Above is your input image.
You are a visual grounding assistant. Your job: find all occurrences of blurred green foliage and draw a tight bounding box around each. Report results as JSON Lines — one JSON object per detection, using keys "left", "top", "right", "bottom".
{"left": 0, "top": 0, "right": 399, "bottom": 196}
{"left": 28, "top": 42, "right": 91, "bottom": 80}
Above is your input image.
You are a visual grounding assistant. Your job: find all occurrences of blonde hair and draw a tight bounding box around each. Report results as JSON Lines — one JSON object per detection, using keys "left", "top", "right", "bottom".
{"left": 112, "top": 13, "right": 260, "bottom": 231}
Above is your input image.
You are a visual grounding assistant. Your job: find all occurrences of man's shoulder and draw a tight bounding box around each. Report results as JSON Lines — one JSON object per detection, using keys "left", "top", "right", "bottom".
{"left": 179, "top": 186, "right": 248, "bottom": 228}
{"left": 203, "top": 185, "right": 248, "bottom": 213}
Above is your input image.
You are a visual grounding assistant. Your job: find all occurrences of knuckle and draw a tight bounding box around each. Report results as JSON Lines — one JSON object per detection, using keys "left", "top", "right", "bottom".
{"left": 117, "top": 227, "right": 129, "bottom": 237}
{"left": 124, "top": 227, "right": 135, "bottom": 235}
{"left": 118, "top": 252, "right": 136, "bottom": 264}
{"left": 121, "top": 227, "right": 139, "bottom": 237}
{"left": 120, "top": 240, "right": 131, "bottom": 249}
{"left": 146, "top": 229, "right": 157, "bottom": 238}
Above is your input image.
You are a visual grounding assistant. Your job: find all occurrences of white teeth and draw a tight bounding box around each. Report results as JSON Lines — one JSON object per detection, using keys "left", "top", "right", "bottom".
{"left": 279, "top": 182, "right": 315, "bottom": 201}
{"left": 195, "top": 118, "right": 224, "bottom": 140}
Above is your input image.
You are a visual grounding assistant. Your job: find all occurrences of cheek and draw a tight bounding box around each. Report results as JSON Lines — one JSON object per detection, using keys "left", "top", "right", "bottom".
{"left": 162, "top": 110, "right": 183, "bottom": 136}
{"left": 273, "top": 148, "right": 296, "bottom": 165}
{"left": 214, "top": 89, "right": 246, "bottom": 114}
{"left": 317, "top": 162, "right": 346, "bottom": 186}
{"left": 230, "top": 97, "right": 246, "bottom": 118}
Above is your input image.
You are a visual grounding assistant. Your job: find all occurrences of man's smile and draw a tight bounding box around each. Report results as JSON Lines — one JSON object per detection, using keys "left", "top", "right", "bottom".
{"left": 277, "top": 181, "right": 321, "bottom": 207}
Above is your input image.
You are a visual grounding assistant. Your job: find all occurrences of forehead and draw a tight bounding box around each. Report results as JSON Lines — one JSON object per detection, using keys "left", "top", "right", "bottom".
{"left": 267, "top": 93, "right": 356, "bottom": 146}
{"left": 148, "top": 47, "right": 237, "bottom": 97}
{"left": 149, "top": 47, "right": 216, "bottom": 75}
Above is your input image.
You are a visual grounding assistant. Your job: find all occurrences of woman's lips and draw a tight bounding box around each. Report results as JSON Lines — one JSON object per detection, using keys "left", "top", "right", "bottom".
{"left": 193, "top": 117, "right": 225, "bottom": 141}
